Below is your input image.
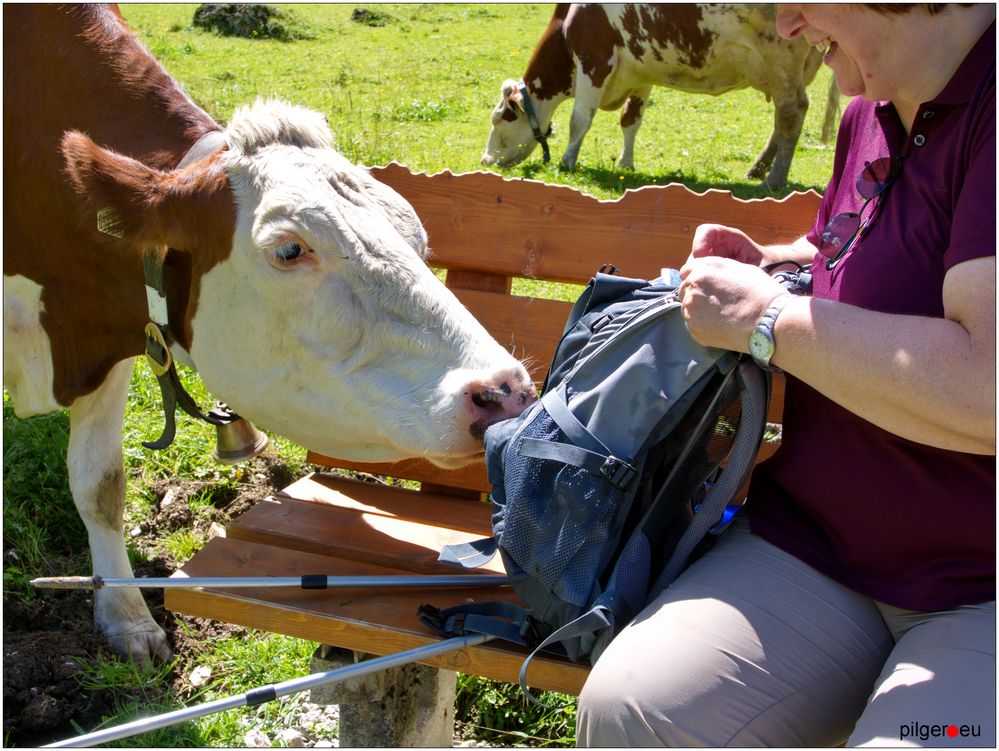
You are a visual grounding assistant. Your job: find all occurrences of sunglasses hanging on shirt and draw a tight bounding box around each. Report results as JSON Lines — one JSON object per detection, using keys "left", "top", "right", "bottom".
{"left": 819, "top": 155, "right": 905, "bottom": 270}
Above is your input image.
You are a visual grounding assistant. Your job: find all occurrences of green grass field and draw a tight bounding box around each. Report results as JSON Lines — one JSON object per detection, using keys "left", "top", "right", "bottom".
{"left": 4, "top": 4, "right": 840, "bottom": 747}
{"left": 122, "top": 3, "right": 839, "bottom": 198}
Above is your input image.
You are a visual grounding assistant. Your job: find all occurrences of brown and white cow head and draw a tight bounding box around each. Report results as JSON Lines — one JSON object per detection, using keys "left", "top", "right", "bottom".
{"left": 482, "top": 79, "right": 561, "bottom": 168}
{"left": 63, "top": 99, "right": 534, "bottom": 467}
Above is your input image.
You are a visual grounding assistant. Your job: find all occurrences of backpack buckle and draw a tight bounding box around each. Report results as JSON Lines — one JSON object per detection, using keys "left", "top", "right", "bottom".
{"left": 590, "top": 313, "right": 614, "bottom": 332}
{"left": 417, "top": 603, "right": 449, "bottom": 636}
{"left": 599, "top": 456, "right": 637, "bottom": 490}
{"left": 445, "top": 612, "right": 467, "bottom": 635}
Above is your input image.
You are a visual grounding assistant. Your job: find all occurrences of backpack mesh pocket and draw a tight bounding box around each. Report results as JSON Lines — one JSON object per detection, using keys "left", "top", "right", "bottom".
{"left": 500, "top": 409, "right": 624, "bottom": 609}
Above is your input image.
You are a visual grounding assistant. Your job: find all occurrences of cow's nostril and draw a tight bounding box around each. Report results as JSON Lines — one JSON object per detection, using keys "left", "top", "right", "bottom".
{"left": 465, "top": 376, "right": 535, "bottom": 437}
{"left": 472, "top": 389, "right": 504, "bottom": 409}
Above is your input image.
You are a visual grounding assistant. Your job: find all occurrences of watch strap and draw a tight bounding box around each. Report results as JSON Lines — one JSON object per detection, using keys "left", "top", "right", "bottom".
{"left": 750, "top": 294, "right": 793, "bottom": 369}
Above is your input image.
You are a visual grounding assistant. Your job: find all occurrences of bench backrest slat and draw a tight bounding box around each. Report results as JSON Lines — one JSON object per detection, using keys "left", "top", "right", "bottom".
{"left": 371, "top": 163, "right": 821, "bottom": 282}
{"left": 454, "top": 288, "right": 572, "bottom": 383}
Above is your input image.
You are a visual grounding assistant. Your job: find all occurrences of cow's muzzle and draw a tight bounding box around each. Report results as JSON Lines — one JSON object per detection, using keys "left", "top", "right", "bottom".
{"left": 466, "top": 379, "right": 537, "bottom": 442}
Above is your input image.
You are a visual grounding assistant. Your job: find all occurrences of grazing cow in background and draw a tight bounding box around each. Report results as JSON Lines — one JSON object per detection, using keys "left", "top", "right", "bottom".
{"left": 4, "top": 4, "right": 534, "bottom": 663}
{"left": 482, "top": 3, "right": 840, "bottom": 189}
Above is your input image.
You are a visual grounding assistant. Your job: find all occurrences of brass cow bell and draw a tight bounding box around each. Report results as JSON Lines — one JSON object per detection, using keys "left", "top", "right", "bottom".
{"left": 209, "top": 402, "right": 269, "bottom": 465}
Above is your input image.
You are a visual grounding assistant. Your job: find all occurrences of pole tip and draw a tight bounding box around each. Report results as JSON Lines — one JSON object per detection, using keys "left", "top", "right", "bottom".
{"left": 29, "top": 576, "right": 96, "bottom": 590}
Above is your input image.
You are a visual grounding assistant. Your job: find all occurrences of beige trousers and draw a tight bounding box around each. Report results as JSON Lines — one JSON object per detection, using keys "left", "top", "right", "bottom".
{"left": 576, "top": 522, "right": 995, "bottom": 747}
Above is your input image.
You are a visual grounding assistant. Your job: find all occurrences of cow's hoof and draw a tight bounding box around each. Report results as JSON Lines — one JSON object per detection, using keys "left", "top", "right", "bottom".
{"left": 104, "top": 619, "right": 174, "bottom": 666}
{"left": 745, "top": 163, "right": 769, "bottom": 180}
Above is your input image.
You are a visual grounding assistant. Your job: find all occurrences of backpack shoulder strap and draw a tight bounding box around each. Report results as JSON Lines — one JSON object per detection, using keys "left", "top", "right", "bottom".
{"left": 517, "top": 605, "right": 613, "bottom": 709}
{"left": 517, "top": 587, "right": 632, "bottom": 708}
{"left": 654, "top": 359, "right": 770, "bottom": 592}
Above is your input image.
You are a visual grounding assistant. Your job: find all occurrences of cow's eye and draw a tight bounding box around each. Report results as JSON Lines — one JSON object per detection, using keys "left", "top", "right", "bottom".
{"left": 268, "top": 237, "right": 314, "bottom": 269}
{"left": 275, "top": 241, "right": 304, "bottom": 261}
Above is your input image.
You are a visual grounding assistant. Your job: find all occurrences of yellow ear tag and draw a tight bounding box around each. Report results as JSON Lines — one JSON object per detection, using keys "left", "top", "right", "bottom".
{"left": 97, "top": 208, "right": 124, "bottom": 238}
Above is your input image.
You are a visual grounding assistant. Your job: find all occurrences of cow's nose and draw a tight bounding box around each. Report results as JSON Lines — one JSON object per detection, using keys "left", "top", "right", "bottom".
{"left": 464, "top": 377, "right": 536, "bottom": 441}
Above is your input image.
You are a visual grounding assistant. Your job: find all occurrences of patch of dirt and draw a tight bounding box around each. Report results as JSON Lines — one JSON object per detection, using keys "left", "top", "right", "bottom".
{"left": 192, "top": 3, "right": 314, "bottom": 41}
{"left": 2, "top": 452, "right": 298, "bottom": 747}
{"left": 4, "top": 594, "right": 114, "bottom": 746}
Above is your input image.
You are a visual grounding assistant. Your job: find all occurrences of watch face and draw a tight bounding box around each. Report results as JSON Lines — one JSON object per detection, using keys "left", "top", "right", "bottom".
{"left": 749, "top": 329, "right": 773, "bottom": 362}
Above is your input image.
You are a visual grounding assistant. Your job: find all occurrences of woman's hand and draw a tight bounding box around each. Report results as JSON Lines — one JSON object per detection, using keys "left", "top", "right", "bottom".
{"left": 677, "top": 256, "right": 787, "bottom": 353}
{"left": 690, "top": 224, "right": 769, "bottom": 266}
{"left": 689, "top": 223, "right": 818, "bottom": 269}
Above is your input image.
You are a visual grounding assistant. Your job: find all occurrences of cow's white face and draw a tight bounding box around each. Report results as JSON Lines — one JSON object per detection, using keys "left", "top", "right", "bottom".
{"left": 62, "top": 99, "right": 534, "bottom": 467}
{"left": 481, "top": 79, "right": 544, "bottom": 168}
{"left": 183, "top": 100, "right": 534, "bottom": 466}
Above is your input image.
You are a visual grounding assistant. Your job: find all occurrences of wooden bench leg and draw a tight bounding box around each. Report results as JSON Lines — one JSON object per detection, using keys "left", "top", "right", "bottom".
{"left": 309, "top": 645, "right": 457, "bottom": 747}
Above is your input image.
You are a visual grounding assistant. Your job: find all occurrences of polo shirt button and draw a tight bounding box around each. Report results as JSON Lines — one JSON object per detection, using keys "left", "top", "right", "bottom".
{"left": 923, "top": 110, "right": 935, "bottom": 119}
{"left": 914, "top": 134, "right": 927, "bottom": 146}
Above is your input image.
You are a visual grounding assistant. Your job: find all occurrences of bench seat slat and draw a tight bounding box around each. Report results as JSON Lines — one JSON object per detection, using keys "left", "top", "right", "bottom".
{"left": 276, "top": 473, "right": 489, "bottom": 527}
{"left": 306, "top": 456, "right": 491, "bottom": 494}
{"left": 165, "top": 480, "right": 590, "bottom": 695}
{"left": 228, "top": 484, "right": 503, "bottom": 574}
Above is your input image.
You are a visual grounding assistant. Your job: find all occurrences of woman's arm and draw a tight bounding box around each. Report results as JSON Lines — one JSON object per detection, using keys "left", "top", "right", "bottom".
{"left": 678, "top": 255, "right": 996, "bottom": 455}
{"left": 773, "top": 255, "right": 995, "bottom": 454}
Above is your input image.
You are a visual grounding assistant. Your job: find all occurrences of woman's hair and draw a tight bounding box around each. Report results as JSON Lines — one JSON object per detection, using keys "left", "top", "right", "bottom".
{"left": 865, "top": 4, "right": 969, "bottom": 15}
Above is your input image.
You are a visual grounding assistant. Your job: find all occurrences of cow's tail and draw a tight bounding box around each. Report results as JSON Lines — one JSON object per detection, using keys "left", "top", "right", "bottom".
{"left": 821, "top": 77, "right": 841, "bottom": 144}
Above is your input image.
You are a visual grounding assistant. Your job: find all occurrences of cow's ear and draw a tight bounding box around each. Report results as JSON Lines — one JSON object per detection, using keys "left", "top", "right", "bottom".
{"left": 61, "top": 130, "right": 167, "bottom": 244}
{"left": 501, "top": 78, "right": 525, "bottom": 111}
{"left": 62, "top": 130, "right": 235, "bottom": 255}
{"left": 493, "top": 79, "right": 524, "bottom": 123}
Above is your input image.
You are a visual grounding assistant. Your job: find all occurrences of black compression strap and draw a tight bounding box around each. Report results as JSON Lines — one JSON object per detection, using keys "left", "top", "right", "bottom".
{"left": 301, "top": 575, "right": 328, "bottom": 589}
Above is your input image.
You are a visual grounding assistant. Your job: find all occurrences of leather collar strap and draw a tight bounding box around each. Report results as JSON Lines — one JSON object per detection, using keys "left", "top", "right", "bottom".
{"left": 142, "top": 248, "right": 227, "bottom": 450}
{"left": 142, "top": 132, "right": 228, "bottom": 450}
{"left": 517, "top": 82, "right": 552, "bottom": 164}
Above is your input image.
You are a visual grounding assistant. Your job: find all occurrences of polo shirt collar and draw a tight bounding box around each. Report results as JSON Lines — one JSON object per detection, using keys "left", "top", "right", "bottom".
{"left": 932, "top": 20, "right": 995, "bottom": 106}
{"left": 874, "top": 20, "right": 994, "bottom": 118}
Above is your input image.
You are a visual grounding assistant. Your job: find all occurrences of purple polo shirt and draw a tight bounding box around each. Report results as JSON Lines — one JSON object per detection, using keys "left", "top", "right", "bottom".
{"left": 747, "top": 24, "right": 995, "bottom": 611}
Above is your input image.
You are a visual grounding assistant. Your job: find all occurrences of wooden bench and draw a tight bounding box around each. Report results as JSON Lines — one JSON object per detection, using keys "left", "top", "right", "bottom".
{"left": 166, "top": 165, "right": 820, "bottom": 744}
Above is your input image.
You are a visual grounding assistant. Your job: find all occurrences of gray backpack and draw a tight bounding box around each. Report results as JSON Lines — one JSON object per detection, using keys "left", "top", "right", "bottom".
{"left": 420, "top": 268, "right": 772, "bottom": 699}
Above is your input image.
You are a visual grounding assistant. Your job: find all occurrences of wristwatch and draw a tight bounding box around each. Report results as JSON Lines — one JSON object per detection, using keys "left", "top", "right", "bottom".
{"left": 748, "top": 295, "right": 793, "bottom": 370}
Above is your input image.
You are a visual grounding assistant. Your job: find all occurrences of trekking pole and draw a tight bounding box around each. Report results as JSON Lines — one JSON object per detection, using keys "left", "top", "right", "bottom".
{"left": 30, "top": 574, "right": 508, "bottom": 590}
{"left": 44, "top": 633, "right": 494, "bottom": 748}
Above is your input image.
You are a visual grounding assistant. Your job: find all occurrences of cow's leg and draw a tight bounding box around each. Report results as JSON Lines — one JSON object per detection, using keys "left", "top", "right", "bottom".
{"left": 67, "top": 357, "right": 172, "bottom": 664}
{"left": 617, "top": 88, "right": 651, "bottom": 170}
{"left": 746, "top": 121, "right": 779, "bottom": 182}
{"left": 750, "top": 82, "right": 809, "bottom": 190}
{"left": 561, "top": 73, "right": 604, "bottom": 171}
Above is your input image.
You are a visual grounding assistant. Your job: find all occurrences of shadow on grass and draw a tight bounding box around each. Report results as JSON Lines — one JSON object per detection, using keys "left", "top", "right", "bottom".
{"left": 513, "top": 162, "right": 819, "bottom": 201}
